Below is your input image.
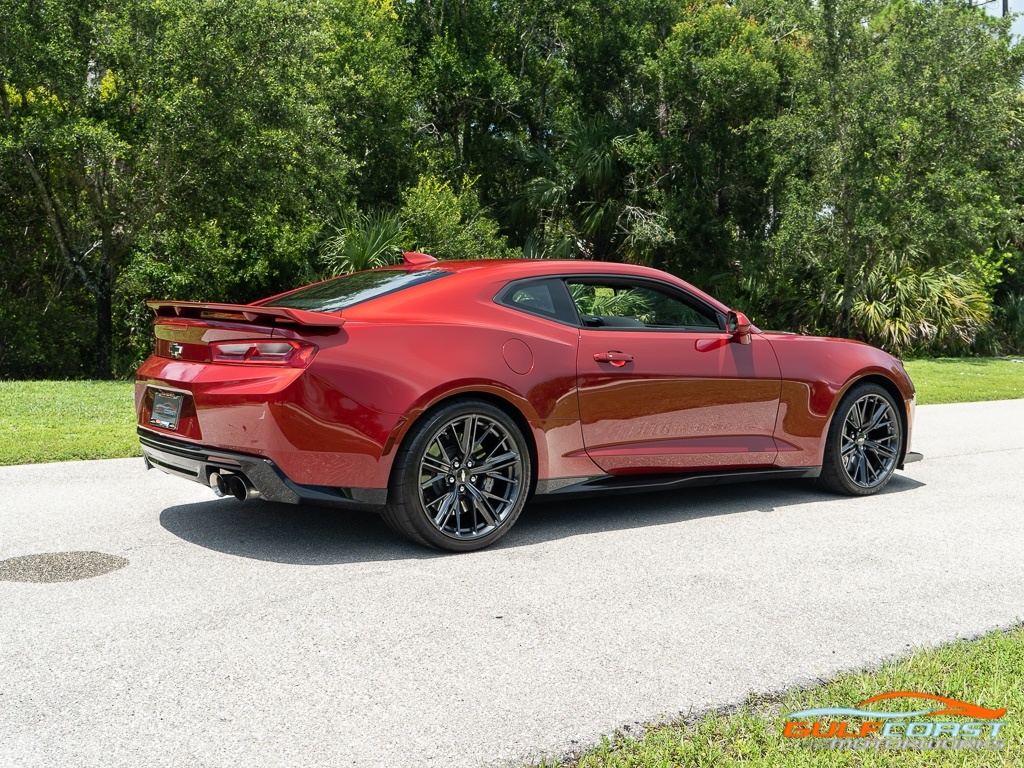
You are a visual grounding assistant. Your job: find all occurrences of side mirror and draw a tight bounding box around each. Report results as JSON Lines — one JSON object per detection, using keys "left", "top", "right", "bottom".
{"left": 727, "top": 310, "right": 752, "bottom": 345}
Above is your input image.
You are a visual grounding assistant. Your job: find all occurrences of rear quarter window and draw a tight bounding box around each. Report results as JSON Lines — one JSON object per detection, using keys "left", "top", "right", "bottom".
{"left": 496, "top": 278, "right": 579, "bottom": 325}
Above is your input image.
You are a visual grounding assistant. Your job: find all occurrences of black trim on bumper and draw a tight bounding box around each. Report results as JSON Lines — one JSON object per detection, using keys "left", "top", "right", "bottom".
{"left": 138, "top": 428, "right": 387, "bottom": 508}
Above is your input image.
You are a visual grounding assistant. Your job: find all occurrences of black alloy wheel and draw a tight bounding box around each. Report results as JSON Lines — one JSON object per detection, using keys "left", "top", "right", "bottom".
{"left": 383, "top": 400, "right": 532, "bottom": 551}
{"left": 817, "top": 382, "right": 903, "bottom": 496}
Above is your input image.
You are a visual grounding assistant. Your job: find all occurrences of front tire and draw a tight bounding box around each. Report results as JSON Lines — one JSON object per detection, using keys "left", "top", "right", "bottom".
{"left": 816, "top": 382, "right": 903, "bottom": 496}
{"left": 382, "top": 400, "right": 532, "bottom": 552}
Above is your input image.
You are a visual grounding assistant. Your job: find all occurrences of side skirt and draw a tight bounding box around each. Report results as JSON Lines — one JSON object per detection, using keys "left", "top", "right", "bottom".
{"left": 535, "top": 466, "right": 822, "bottom": 500}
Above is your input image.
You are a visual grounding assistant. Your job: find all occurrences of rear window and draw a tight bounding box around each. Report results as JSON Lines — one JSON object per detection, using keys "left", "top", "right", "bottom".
{"left": 261, "top": 269, "right": 450, "bottom": 313}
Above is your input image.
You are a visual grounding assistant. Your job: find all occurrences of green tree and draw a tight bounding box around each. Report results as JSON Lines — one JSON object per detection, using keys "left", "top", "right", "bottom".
{"left": 320, "top": 209, "right": 407, "bottom": 276}
{"left": 5, "top": 0, "right": 1024, "bottom": 375}
{"left": 400, "top": 175, "right": 517, "bottom": 261}
{"left": 1, "top": 0, "right": 413, "bottom": 377}
{"left": 511, "top": 118, "right": 673, "bottom": 262}
{"left": 2, "top": 0, "right": 168, "bottom": 377}
{"left": 400, "top": 0, "right": 522, "bottom": 194}
{"left": 764, "top": 0, "right": 1024, "bottom": 352}
{"left": 649, "top": 2, "right": 805, "bottom": 293}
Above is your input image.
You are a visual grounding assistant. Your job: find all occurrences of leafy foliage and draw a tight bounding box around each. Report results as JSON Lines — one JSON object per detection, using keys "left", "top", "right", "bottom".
{"left": 1, "top": 0, "right": 407, "bottom": 376}
{"left": 2, "top": 0, "right": 1023, "bottom": 377}
{"left": 762, "top": 0, "right": 1023, "bottom": 351}
{"left": 569, "top": 284, "right": 654, "bottom": 321}
{"left": 320, "top": 210, "right": 407, "bottom": 276}
{"left": 399, "top": 176, "right": 517, "bottom": 261}
{"left": 994, "top": 293, "right": 1024, "bottom": 354}
{"left": 512, "top": 118, "right": 672, "bottom": 262}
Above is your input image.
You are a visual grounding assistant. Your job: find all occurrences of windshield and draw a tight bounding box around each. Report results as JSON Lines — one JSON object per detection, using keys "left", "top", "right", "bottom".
{"left": 261, "top": 269, "right": 450, "bottom": 313}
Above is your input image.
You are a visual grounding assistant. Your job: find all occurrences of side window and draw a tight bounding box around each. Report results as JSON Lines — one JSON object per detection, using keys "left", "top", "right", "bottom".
{"left": 497, "top": 278, "right": 578, "bottom": 325}
{"left": 566, "top": 280, "right": 721, "bottom": 330}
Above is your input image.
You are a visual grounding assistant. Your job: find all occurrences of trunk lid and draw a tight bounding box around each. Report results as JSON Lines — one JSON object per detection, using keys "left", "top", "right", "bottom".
{"left": 148, "top": 300, "right": 344, "bottom": 361}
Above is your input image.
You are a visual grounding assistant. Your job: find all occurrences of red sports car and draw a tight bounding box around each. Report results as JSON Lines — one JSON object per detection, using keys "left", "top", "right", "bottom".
{"left": 136, "top": 254, "right": 921, "bottom": 551}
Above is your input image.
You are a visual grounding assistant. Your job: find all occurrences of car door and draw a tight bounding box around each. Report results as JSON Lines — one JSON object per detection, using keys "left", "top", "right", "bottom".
{"left": 568, "top": 276, "right": 782, "bottom": 473}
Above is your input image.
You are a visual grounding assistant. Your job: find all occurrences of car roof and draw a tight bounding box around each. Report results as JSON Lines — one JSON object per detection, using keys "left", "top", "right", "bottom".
{"left": 257, "top": 258, "right": 732, "bottom": 318}
{"left": 404, "top": 259, "right": 731, "bottom": 313}
{"left": 403, "top": 258, "right": 657, "bottom": 276}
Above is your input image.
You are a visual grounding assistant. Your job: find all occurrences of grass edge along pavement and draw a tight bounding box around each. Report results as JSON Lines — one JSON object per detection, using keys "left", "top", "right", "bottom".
{"left": 531, "top": 623, "right": 1024, "bottom": 768}
{"left": 0, "top": 356, "right": 1021, "bottom": 465}
{"left": 0, "top": 380, "right": 140, "bottom": 466}
{"left": 901, "top": 357, "right": 1024, "bottom": 405}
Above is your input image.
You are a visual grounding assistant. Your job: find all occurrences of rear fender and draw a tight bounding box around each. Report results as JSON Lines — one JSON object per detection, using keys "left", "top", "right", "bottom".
{"left": 382, "top": 381, "right": 602, "bottom": 484}
{"left": 383, "top": 381, "right": 546, "bottom": 466}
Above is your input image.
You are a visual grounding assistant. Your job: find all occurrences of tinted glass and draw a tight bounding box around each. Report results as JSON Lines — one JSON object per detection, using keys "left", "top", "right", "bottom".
{"left": 567, "top": 280, "right": 720, "bottom": 330}
{"left": 497, "top": 278, "right": 577, "bottom": 324}
{"left": 262, "top": 269, "right": 450, "bottom": 313}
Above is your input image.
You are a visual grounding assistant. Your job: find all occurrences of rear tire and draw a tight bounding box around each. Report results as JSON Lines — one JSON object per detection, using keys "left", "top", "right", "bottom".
{"left": 816, "top": 382, "right": 903, "bottom": 496}
{"left": 382, "top": 400, "right": 532, "bottom": 552}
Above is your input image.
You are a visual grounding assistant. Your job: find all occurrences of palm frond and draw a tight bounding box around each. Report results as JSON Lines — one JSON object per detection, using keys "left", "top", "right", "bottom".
{"left": 320, "top": 209, "right": 407, "bottom": 276}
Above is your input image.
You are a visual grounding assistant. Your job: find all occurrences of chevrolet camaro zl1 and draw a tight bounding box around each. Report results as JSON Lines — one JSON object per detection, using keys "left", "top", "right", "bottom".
{"left": 136, "top": 253, "right": 921, "bottom": 551}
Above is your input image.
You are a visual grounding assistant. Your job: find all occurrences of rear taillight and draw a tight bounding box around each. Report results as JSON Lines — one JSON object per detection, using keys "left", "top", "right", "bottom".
{"left": 209, "top": 339, "right": 318, "bottom": 368}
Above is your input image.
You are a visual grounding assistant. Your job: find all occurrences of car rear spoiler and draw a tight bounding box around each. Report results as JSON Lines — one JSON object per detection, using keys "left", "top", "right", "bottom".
{"left": 147, "top": 300, "right": 345, "bottom": 328}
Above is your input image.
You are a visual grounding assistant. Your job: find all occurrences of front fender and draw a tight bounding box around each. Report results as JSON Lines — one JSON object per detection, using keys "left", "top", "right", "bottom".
{"left": 764, "top": 334, "right": 914, "bottom": 467}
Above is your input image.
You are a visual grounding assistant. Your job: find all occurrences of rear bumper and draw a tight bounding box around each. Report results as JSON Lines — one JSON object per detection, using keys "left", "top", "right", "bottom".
{"left": 135, "top": 356, "right": 406, "bottom": 489}
{"left": 139, "top": 428, "right": 387, "bottom": 508}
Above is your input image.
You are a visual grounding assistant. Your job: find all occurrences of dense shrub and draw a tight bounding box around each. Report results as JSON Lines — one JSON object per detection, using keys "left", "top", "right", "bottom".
{"left": 2, "top": 0, "right": 1021, "bottom": 377}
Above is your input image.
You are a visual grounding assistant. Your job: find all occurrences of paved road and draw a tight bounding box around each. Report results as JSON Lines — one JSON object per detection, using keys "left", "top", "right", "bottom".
{"left": 2, "top": 400, "right": 1023, "bottom": 767}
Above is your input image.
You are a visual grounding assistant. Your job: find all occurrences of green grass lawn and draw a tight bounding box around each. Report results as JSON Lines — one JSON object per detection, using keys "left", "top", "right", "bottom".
{"left": 0, "top": 380, "right": 138, "bottom": 466}
{"left": 904, "top": 357, "right": 1024, "bottom": 404}
{"left": 535, "top": 624, "right": 1024, "bottom": 767}
{"left": 0, "top": 356, "right": 1020, "bottom": 466}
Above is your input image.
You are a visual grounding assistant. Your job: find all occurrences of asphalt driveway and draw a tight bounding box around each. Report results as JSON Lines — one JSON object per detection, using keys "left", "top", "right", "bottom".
{"left": 2, "top": 400, "right": 1023, "bottom": 767}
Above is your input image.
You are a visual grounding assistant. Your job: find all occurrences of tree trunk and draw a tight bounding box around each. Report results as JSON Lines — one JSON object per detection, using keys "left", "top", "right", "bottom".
{"left": 450, "top": 126, "right": 464, "bottom": 194}
{"left": 94, "top": 269, "right": 114, "bottom": 379}
{"left": 837, "top": 254, "right": 855, "bottom": 337}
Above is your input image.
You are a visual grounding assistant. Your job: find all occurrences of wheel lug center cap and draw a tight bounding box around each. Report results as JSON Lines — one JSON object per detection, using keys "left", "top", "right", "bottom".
{"left": 458, "top": 469, "right": 470, "bottom": 483}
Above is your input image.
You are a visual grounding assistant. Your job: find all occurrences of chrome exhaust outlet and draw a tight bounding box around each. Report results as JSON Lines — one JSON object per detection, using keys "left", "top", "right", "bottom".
{"left": 210, "top": 471, "right": 248, "bottom": 501}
